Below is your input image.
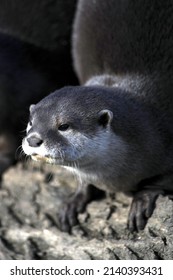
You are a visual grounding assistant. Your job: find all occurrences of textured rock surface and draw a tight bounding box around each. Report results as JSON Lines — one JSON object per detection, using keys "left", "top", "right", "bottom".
{"left": 0, "top": 161, "right": 173, "bottom": 260}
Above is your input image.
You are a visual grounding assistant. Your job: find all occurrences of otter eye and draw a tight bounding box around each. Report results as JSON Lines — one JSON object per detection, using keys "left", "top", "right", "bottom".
{"left": 58, "top": 124, "right": 70, "bottom": 131}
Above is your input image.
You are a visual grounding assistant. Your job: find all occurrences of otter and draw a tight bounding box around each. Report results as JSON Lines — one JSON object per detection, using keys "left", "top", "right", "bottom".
{"left": 22, "top": 0, "right": 173, "bottom": 232}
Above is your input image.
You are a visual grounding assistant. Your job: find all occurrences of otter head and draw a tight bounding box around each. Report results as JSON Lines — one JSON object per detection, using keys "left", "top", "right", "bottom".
{"left": 22, "top": 86, "right": 115, "bottom": 170}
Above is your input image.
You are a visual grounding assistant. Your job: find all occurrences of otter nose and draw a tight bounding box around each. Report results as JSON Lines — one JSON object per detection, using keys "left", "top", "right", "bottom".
{"left": 27, "top": 136, "right": 43, "bottom": 147}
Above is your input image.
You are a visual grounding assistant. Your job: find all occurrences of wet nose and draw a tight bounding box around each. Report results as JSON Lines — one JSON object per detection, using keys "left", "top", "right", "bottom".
{"left": 27, "top": 136, "right": 43, "bottom": 147}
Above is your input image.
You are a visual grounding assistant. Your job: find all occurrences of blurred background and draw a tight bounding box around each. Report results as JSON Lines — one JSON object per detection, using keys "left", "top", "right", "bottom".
{"left": 0, "top": 0, "right": 78, "bottom": 175}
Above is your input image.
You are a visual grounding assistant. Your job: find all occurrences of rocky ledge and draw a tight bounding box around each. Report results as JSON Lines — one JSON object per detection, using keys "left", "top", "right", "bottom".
{"left": 0, "top": 161, "right": 173, "bottom": 260}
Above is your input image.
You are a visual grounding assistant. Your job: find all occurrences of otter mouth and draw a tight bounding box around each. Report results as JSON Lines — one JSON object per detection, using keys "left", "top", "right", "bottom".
{"left": 31, "top": 154, "right": 65, "bottom": 165}
{"left": 31, "top": 154, "right": 53, "bottom": 163}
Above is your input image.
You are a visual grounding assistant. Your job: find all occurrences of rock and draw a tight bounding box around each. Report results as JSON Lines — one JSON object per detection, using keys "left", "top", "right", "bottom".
{"left": 0, "top": 161, "right": 173, "bottom": 259}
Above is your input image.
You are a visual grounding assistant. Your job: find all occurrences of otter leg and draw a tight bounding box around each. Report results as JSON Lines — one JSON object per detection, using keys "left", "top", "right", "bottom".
{"left": 127, "top": 189, "right": 164, "bottom": 232}
{"left": 58, "top": 184, "right": 105, "bottom": 233}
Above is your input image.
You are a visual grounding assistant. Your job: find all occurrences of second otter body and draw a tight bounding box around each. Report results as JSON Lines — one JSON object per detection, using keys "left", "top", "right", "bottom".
{"left": 73, "top": 0, "right": 173, "bottom": 115}
{"left": 22, "top": 0, "right": 173, "bottom": 232}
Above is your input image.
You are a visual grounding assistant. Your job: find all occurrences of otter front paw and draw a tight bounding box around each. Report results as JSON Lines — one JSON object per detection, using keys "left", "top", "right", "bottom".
{"left": 58, "top": 184, "right": 105, "bottom": 233}
{"left": 127, "top": 189, "right": 164, "bottom": 232}
{"left": 58, "top": 193, "right": 86, "bottom": 233}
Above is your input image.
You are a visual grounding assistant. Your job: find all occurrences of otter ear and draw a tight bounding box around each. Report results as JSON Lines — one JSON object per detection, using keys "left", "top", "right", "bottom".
{"left": 29, "top": 104, "right": 35, "bottom": 113}
{"left": 98, "top": 109, "right": 113, "bottom": 127}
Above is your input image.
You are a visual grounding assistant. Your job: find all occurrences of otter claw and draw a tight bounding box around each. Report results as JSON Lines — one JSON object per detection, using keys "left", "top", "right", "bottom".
{"left": 127, "top": 189, "right": 164, "bottom": 232}
{"left": 58, "top": 200, "right": 79, "bottom": 233}
{"left": 58, "top": 185, "right": 105, "bottom": 233}
{"left": 58, "top": 191, "right": 89, "bottom": 233}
